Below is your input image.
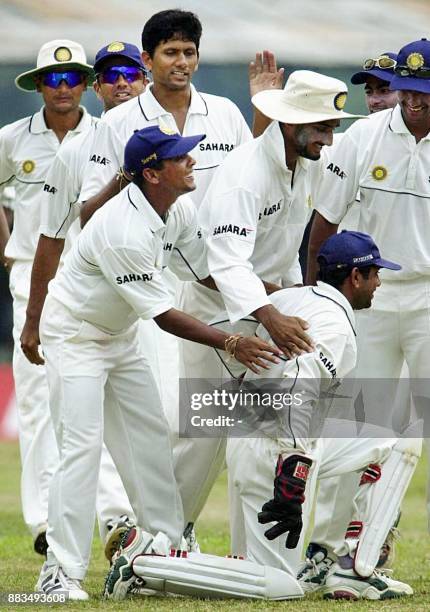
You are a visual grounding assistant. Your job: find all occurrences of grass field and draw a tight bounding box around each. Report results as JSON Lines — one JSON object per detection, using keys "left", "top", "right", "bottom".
{"left": 0, "top": 441, "right": 429, "bottom": 611}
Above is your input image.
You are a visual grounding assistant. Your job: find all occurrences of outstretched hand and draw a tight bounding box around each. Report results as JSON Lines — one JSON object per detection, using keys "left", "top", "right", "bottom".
{"left": 249, "top": 50, "right": 284, "bottom": 98}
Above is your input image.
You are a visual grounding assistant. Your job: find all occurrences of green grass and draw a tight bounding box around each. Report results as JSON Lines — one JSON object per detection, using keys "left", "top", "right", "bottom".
{"left": 0, "top": 441, "right": 429, "bottom": 610}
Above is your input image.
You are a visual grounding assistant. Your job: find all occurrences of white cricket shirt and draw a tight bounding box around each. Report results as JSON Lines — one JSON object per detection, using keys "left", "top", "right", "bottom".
{"left": 316, "top": 105, "right": 430, "bottom": 280}
{"left": 245, "top": 282, "right": 357, "bottom": 452}
{"left": 0, "top": 107, "right": 94, "bottom": 262}
{"left": 48, "top": 183, "right": 208, "bottom": 334}
{"left": 79, "top": 83, "right": 252, "bottom": 208}
{"left": 39, "top": 121, "right": 99, "bottom": 240}
{"left": 201, "top": 120, "right": 324, "bottom": 323}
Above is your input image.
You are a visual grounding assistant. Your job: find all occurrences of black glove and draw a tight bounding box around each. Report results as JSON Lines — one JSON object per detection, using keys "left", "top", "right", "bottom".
{"left": 258, "top": 454, "right": 312, "bottom": 549}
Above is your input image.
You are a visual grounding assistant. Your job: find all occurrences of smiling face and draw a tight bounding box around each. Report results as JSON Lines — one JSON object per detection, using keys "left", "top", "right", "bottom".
{"left": 93, "top": 58, "right": 147, "bottom": 111}
{"left": 286, "top": 119, "right": 340, "bottom": 161}
{"left": 364, "top": 75, "right": 398, "bottom": 113}
{"left": 397, "top": 89, "right": 430, "bottom": 131}
{"left": 142, "top": 35, "right": 199, "bottom": 91}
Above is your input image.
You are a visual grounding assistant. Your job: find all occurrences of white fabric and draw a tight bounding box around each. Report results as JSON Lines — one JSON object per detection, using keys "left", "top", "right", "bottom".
{"left": 49, "top": 183, "right": 208, "bottom": 334}
{"left": 38, "top": 122, "right": 98, "bottom": 240}
{"left": 202, "top": 120, "right": 322, "bottom": 323}
{"left": 79, "top": 83, "right": 252, "bottom": 209}
{"left": 132, "top": 551, "right": 304, "bottom": 600}
{"left": 227, "top": 435, "right": 395, "bottom": 576}
{"left": 9, "top": 261, "right": 58, "bottom": 538}
{"left": 41, "top": 296, "right": 184, "bottom": 579}
{"left": 0, "top": 106, "right": 94, "bottom": 262}
{"left": 315, "top": 105, "right": 430, "bottom": 282}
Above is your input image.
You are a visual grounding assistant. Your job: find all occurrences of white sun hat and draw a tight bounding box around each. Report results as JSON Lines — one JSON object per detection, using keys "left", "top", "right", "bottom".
{"left": 15, "top": 39, "right": 94, "bottom": 92}
{"left": 252, "top": 70, "right": 365, "bottom": 124}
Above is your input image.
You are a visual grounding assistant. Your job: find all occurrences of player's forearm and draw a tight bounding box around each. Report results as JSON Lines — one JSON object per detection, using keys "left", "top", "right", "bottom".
{"left": 0, "top": 205, "right": 10, "bottom": 264}
{"left": 252, "top": 109, "right": 272, "bottom": 138}
{"left": 80, "top": 175, "right": 129, "bottom": 228}
{"left": 306, "top": 212, "right": 338, "bottom": 285}
{"left": 154, "top": 308, "right": 227, "bottom": 350}
{"left": 26, "top": 235, "right": 65, "bottom": 323}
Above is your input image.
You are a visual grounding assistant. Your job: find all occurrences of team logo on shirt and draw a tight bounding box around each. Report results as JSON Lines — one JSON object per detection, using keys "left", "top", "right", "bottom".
{"left": 158, "top": 119, "right": 178, "bottom": 136}
{"left": 116, "top": 272, "right": 153, "bottom": 284}
{"left": 89, "top": 154, "right": 111, "bottom": 166}
{"left": 54, "top": 47, "right": 72, "bottom": 62}
{"left": 107, "top": 42, "right": 125, "bottom": 53}
{"left": 326, "top": 162, "right": 346, "bottom": 179}
{"left": 334, "top": 92, "right": 347, "bottom": 111}
{"left": 258, "top": 201, "right": 282, "bottom": 220}
{"left": 22, "top": 160, "right": 35, "bottom": 174}
{"left": 43, "top": 183, "right": 57, "bottom": 194}
{"left": 371, "top": 165, "right": 387, "bottom": 181}
{"left": 319, "top": 351, "right": 337, "bottom": 378}
{"left": 199, "top": 142, "right": 234, "bottom": 152}
{"left": 213, "top": 224, "right": 253, "bottom": 237}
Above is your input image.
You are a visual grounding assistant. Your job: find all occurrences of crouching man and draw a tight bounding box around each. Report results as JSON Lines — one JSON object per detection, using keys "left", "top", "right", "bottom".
{"left": 227, "top": 231, "right": 414, "bottom": 600}
{"left": 36, "top": 126, "right": 280, "bottom": 600}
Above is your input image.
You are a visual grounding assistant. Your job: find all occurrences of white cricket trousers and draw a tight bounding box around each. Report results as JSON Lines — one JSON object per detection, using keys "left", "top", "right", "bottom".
{"left": 40, "top": 296, "right": 184, "bottom": 579}
{"left": 9, "top": 261, "right": 60, "bottom": 538}
{"left": 173, "top": 282, "right": 230, "bottom": 523}
{"left": 9, "top": 262, "right": 135, "bottom": 541}
{"left": 227, "top": 434, "right": 395, "bottom": 577}
{"left": 311, "top": 278, "right": 429, "bottom": 552}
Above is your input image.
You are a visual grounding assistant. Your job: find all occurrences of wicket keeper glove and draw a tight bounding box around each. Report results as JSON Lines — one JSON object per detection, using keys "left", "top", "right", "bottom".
{"left": 258, "top": 454, "right": 312, "bottom": 548}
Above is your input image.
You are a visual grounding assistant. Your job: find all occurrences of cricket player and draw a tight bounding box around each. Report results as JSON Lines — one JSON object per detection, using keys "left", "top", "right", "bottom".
{"left": 227, "top": 230, "right": 413, "bottom": 600}
{"left": 175, "top": 70, "right": 363, "bottom": 528}
{"left": 301, "top": 50, "right": 402, "bottom": 584}
{"left": 305, "top": 37, "right": 430, "bottom": 591}
{"left": 35, "top": 126, "right": 279, "bottom": 599}
{"left": 19, "top": 41, "right": 149, "bottom": 559}
{"left": 0, "top": 39, "right": 94, "bottom": 555}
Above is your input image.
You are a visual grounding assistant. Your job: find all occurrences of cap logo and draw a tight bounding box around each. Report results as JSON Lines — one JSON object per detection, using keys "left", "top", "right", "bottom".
{"left": 334, "top": 92, "right": 347, "bottom": 111}
{"left": 107, "top": 42, "right": 125, "bottom": 53}
{"left": 353, "top": 254, "right": 373, "bottom": 263}
{"left": 54, "top": 47, "right": 72, "bottom": 62}
{"left": 158, "top": 119, "right": 177, "bottom": 136}
{"left": 142, "top": 152, "right": 157, "bottom": 165}
{"left": 22, "top": 160, "right": 35, "bottom": 174}
{"left": 406, "top": 52, "right": 424, "bottom": 71}
{"left": 372, "top": 165, "right": 387, "bottom": 181}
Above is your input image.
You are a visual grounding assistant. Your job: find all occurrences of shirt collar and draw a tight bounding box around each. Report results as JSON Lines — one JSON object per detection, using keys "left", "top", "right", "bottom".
{"left": 312, "top": 281, "right": 356, "bottom": 336}
{"left": 126, "top": 182, "right": 176, "bottom": 234}
{"left": 137, "top": 83, "right": 208, "bottom": 121}
{"left": 30, "top": 106, "right": 92, "bottom": 135}
{"left": 263, "top": 121, "right": 310, "bottom": 173}
{"left": 389, "top": 104, "right": 430, "bottom": 140}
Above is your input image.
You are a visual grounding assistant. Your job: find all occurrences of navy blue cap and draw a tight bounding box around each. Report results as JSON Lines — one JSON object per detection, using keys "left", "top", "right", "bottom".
{"left": 93, "top": 41, "right": 145, "bottom": 73}
{"left": 390, "top": 38, "right": 430, "bottom": 93}
{"left": 351, "top": 52, "right": 397, "bottom": 85}
{"left": 318, "top": 230, "right": 401, "bottom": 271}
{"left": 124, "top": 125, "right": 205, "bottom": 175}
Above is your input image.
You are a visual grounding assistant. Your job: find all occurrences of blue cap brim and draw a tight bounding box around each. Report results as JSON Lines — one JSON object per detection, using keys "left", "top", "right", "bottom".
{"left": 94, "top": 53, "right": 145, "bottom": 73}
{"left": 351, "top": 68, "right": 394, "bottom": 85}
{"left": 162, "top": 133, "right": 205, "bottom": 159}
{"left": 390, "top": 75, "right": 430, "bottom": 93}
{"left": 373, "top": 257, "right": 402, "bottom": 271}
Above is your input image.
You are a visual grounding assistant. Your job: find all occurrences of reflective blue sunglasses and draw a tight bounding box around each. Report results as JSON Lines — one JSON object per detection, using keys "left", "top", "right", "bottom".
{"left": 42, "top": 71, "right": 84, "bottom": 89}
{"left": 97, "top": 66, "right": 144, "bottom": 84}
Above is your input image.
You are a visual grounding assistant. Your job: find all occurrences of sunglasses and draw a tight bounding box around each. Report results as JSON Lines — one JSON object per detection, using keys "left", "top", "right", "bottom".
{"left": 363, "top": 56, "right": 397, "bottom": 71}
{"left": 97, "top": 66, "right": 144, "bottom": 85}
{"left": 394, "top": 65, "right": 430, "bottom": 78}
{"left": 41, "top": 71, "right": 84, "bottom": 88}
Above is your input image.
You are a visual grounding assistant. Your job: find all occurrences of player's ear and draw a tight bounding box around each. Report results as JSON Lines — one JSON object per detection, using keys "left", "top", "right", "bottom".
{"left": 351, "top": 267, "right": 362, "bottom": 288}
{"left": 93, "top": 80, "right": 102, "bottom": 102}
{"left": 34, "top": 76, "right": 42, "bottom": 93}
{"left": 141, "top": 51, "right": 152, "bottom": 73}
{"left": 142, "top": 167, "right": 160, "bottom": 184}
